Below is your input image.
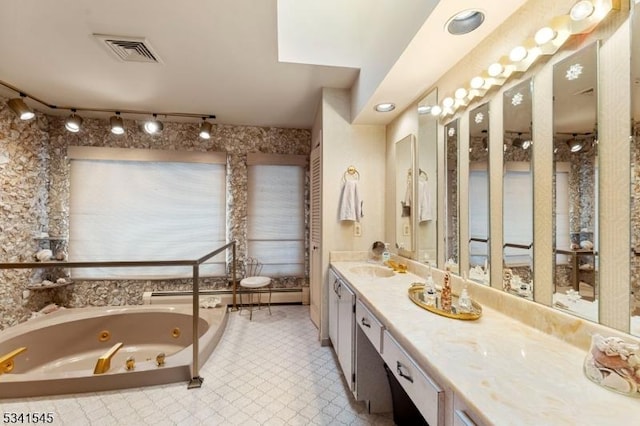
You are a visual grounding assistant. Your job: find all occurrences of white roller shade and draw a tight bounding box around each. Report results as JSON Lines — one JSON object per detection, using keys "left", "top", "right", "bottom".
{"left": 70, "top": 159, "right": 226, "bottom": 279}
{"left": 247, "top": 164, "right": 304, "bottom": 277}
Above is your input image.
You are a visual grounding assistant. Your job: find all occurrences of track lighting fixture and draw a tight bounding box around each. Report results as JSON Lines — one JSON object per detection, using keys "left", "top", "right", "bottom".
{"left": 144, "top": 114, "right": 163, "bottom": 134}
{"left": 110, "top": 113, "right": 125, "bottom": 135}
{"left": 199, "top": 118, "right": 212, "bottom": 139}
{"left": 567, "top": 138, "right": 584, "bottom": 153}
{"left": 7, "top": 96, "right": 35, "bottom": 120}
{"left": 65, "top": 110, "right": 83, "bottom": 133}
{"left": 512, "top": 133, "right": 532, "bottom": 150}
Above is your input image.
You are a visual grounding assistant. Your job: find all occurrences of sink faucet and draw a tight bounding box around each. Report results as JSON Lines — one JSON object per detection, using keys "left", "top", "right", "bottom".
{"left": 93, "top": 342, "right": 123, "bottom": 374}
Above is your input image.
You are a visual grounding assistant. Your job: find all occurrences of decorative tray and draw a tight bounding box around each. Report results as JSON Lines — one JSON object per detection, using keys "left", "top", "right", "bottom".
{"left": 408, "top": 283, "right": 482, "bottom": 320}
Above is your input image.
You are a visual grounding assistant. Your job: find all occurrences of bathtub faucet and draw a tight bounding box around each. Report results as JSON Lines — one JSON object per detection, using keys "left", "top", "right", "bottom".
{"left": 93, "top": 342, "right": 123, "bottom": 374}
{"left": 0, "top": 347, "right": 27, "bottom": 375}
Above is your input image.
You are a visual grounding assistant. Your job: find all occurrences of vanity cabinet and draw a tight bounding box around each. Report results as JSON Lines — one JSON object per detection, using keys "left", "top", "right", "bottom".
{"left": 328, "top": 268, "right": 355, "bottom": 390}
{"left": 382, "top": 330, "right": 444, "bottom": 426}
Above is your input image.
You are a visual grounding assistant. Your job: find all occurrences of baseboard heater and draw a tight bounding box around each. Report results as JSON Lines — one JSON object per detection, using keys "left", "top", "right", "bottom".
{"left": 143, "top": 287, "right": 307, "bottom": 306}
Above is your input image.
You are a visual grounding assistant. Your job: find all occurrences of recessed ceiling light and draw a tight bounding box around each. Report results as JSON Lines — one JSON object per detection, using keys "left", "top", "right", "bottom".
{"left": 446, "top": 9, "right": 485, "bottom": 35}
{"left": 534, "top": 27, "right": 557, "bottom": 45}
{"left": 374, "top": 103, "right": 395, "bottom": 112}
{"left": 570, "top": 0, "right": 595, "bottom": 21}
{"left": 417, "top": 105, "right": 432, "bottom": 115}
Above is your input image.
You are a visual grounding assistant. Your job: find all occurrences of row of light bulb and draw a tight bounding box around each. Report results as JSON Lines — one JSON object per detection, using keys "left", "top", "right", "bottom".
{"left": 423, "top": 0, "right": 605, "bottom": 118}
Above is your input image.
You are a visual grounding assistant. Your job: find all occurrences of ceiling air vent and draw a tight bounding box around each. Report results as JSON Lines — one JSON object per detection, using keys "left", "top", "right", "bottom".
{"left": 94, "top": 34, "right": 162, "bottom": 63}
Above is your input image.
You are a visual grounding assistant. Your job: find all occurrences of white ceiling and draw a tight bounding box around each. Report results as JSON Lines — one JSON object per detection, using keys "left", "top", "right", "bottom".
{"left": 0, "top": 0, "right": 528, "bottom": 129}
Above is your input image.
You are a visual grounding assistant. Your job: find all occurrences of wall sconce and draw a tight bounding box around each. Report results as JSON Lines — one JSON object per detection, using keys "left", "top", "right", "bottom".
{"left": 434, "top": 0, "right": 619, "bottom": 119}
{"left": 7, "top": 96, "right": 35, "bottom": 120}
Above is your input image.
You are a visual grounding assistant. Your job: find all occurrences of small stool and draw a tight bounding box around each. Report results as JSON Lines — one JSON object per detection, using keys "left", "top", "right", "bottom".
{"left": 239, "top": 258, "right": 271, "bottom": 320}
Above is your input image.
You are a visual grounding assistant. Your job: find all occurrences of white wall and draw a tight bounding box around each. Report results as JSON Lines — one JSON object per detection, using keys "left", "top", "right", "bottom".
{"left": 319, "top": 88, "right": 386, "bottom": 341}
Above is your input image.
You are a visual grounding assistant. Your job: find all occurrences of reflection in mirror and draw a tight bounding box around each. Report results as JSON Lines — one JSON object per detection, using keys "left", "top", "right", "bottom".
{"left": 552, "top": 43, "right": 599, "bottom": 322}
{"left": 444, "top": 119, "right": 459, "bottom": 274}
{"left": 469, "top": 103, "right": 490, "bottom": 284}
{"left": 417, "top": 91, "right": 438, "bottom": 265}
{"left": 396, "top": 135, "right": 414, "bottom": 254}
{"left": 631, "top": 5, "right": 640, "bottom": 337}
{"left": 502, "top": 79, "right": 534, "bottom": 299}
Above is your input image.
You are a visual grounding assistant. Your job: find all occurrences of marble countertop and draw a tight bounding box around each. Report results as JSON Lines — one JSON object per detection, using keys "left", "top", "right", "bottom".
{"left": 331, "top": 261, "right": 640, "bottom": 425}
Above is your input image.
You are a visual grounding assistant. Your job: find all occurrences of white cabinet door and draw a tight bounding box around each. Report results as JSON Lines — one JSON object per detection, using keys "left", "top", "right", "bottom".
{"left": 337, "top": 280, "right": 355, "bottom": 390}
{"left": 328, "top": 269, "right": 340, "bottom": 347}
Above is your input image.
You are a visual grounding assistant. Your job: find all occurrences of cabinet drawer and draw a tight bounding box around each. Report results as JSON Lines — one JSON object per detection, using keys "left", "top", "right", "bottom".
{"left": 382, "top": 331, "right": 444, "bottom": 426}
{"left": 355, "top": 300, "right": 384, "bottom": 352}
{"left": 454, "top": 410, "right": 477, "bottom": 426}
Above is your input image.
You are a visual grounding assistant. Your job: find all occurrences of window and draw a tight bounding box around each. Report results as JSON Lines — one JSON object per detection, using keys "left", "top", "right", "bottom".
{"left": 247, "top": 154, "right": 306, "bottom": 277}
{"left": 68, "top": 147, "right": 226, "bottom": 279}
{"left": 503, "top": 163, "right": 533, "bottom": 267}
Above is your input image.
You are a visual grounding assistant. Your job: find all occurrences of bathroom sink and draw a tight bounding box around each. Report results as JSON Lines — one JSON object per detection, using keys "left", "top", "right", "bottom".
{"left": 349, "top": 265, "right": 395, "bottom": 278}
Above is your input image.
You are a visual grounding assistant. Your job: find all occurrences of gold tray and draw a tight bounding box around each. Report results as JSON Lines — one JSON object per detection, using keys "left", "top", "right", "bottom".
{"left": 408, "top": 283, "right": 482, "bottom": 320}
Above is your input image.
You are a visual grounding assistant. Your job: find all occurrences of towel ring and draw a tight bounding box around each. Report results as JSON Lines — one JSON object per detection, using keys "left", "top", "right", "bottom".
{"left": 343, "top": 165, "right": 360, "bottom": 181}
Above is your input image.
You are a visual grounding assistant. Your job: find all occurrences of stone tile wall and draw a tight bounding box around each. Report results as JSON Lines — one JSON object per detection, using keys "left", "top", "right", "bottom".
{"left": 0, "top": 96, "right": 311, "bottom": 329}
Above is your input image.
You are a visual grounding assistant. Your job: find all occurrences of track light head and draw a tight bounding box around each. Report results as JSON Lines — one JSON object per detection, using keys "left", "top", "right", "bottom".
{"left": 7, "top": 96, "right": 35, "bottom": 120}
{"left": 199, "top": 119, "right": 212, "bottom": 139}
{"left": 65, "top": 110, "right": 83, "bottom": 133}
{"left": 567, "top": 138, "right": 584, "bottom": 153}
{"left": 144, "top": 114, "right": 163, "bottom": 134}
{"left": 110, "top": 113, "right": 125, "bottom": 135}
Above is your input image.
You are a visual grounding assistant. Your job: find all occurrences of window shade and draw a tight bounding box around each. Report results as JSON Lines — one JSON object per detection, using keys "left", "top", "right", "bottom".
{"left": 247, "top": 164, "right": 304, "bottom": 277}
{"left": 503, "top": 167, "right": 533, "bottom": 266}
{"left": 69, "top": 159, "right": 226, "bottom": 279}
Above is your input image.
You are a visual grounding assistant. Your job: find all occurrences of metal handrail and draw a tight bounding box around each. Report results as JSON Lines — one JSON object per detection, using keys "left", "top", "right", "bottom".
{"left": 0, "top": 240, "right": 237, "bottom": 389}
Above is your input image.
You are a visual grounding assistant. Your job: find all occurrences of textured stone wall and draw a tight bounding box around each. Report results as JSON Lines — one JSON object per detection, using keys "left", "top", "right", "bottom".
{"left": 0, "top": 98, "right": 311, "bottom": 329}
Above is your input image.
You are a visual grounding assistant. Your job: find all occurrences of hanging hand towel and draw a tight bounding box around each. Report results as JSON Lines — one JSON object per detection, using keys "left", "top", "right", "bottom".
{"left": 418, "top": 180, "right": 433, "bottom": 223}
{"left": 339, "top": 180, "right": 362, "bottom": 222}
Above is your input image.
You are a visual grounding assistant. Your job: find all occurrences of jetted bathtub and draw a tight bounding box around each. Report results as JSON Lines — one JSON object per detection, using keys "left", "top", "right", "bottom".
{"left": 0, "top": 304, "right": 227, "bottom": 398}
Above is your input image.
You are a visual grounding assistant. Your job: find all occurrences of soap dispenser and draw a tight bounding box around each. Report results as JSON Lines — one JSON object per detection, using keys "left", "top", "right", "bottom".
{"left": 382, "top": 243, "right": 391, "bottom": 263}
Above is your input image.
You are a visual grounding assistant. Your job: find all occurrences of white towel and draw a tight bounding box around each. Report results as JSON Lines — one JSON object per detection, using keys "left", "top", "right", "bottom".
{"left": 339, "top": 180, "right": 362, "bottom": 222}
{"left": 418, "top": 181, "right": 433, "bottom": 223}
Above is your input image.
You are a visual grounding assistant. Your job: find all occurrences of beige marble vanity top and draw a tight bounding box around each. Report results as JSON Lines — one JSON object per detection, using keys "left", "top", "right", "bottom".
{"left": 330, "top": 260, "right": 640, "bottom": 425}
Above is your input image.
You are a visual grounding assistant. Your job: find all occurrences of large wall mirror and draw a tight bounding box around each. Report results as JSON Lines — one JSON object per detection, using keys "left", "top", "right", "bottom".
{"left": 396, "top": 134, "right": 415, "bottom": 254}
{"left": 417, "top": 90, "right": 438, "bottom": 264}
{"left": 468, "top": 103, "right": 490, "bottom": 284}
{"left": 444, "top": 119, "right": 459, "bottom": 274}
{"left": 502, "top": 79, "right": 534, "bottom": 299}
{"left": 552, "top": 42, "right": 599, "bottom": 322}
{"left": 631, "top": 4, "right": 640, "bottom": 337}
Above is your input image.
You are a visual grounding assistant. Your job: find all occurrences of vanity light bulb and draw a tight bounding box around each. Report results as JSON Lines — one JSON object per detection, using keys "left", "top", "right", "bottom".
{"left": 534, "top": 27, "right": 557, "bottom": 45}
{"left": 442, "top": 97, "right": 455, "bottom": 108}
{"left": 509, "top": 46, "right": 528, "bottom": 62}
{"left": 470, "top": 76, "right": 485, "bottom": 89}
{"left": 487, "top": 63, "right": 503, "bottom": 77}
{"left": 570, "top": 0, "right": 595, "bottom": 21}
{"left": 430, "top": 105, "right": 442, "bottom": 116}
{"left": 454, "top": 88, "right": 468, "bottom": 100}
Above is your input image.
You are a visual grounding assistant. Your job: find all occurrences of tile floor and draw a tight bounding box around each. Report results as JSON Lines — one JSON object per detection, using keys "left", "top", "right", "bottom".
{"left": 1, "top": 305, "right": 395, "bottom": 425}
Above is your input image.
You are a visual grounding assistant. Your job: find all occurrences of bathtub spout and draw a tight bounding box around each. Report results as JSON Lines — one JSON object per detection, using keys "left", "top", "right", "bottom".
{"left": 93, "top": 342, "right": 123, "bottom": 374}
{"left": 0, "top": 347, "right": 27, "bottom": 375}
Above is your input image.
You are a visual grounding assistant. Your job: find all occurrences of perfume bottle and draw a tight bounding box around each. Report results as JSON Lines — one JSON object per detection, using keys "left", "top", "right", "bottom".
{"left": 458, "top": 285, "right": 473, "bottom": 313}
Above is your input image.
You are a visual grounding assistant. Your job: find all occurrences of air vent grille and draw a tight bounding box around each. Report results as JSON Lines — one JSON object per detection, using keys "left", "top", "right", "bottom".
{"left": 94, "top": 34, "right": 161, "bottom": 63}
